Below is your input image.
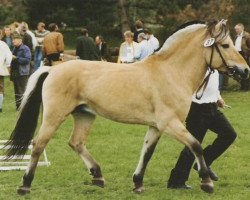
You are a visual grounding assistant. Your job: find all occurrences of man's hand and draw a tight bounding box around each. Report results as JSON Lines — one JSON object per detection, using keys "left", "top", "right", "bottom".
{"left": 12, "top": 55, "right": 17, "bottom": 60}
{"left": 217, "top": 98, "right": 225, "bottom": 108}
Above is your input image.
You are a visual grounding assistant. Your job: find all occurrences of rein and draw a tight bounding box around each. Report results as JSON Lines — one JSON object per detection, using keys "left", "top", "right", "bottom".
{"left": 195, "top": 42, "right": 228, "bottom": 100}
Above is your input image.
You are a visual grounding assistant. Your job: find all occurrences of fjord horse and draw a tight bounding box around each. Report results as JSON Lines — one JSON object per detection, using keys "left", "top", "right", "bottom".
{"left": 5, "top": 20, "right": 249, "bottom": 195}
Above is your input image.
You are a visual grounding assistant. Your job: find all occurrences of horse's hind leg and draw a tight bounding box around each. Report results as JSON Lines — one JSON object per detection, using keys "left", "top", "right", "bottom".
{"left": 133, "top": 126, "right": 161, "bottom": 193}
{"left": 17, "top": 115, "right": 66, "bottom": 195}
{"left": 162, "top": 118, "right": 213, "bottom": 193}
{"left": 68, "top": 111, "right": 104, "bottom": 187}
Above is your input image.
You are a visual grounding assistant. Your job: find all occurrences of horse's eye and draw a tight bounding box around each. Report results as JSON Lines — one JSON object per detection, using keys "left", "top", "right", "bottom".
{"left": 221, "top": 44, "right": 229, "bottom": 48}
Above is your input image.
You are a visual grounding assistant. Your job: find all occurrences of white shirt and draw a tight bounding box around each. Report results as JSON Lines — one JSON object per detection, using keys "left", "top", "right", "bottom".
{"left": 138, "top": 40, "right": 153, "bottom": 60}
{"left": 0, "top": 41, "right": 12, "bottom": 76}
{"left": 192, "top": 70, "right": 221, "bottom": 104}
{"left": 148, "top": 34, "right": 159, "bottom": 51}
{"left": 235, "top": 32, "right": 243, "bottom": 51}
{"left": 120, "top": 41, "right": 140, "bottom": 63}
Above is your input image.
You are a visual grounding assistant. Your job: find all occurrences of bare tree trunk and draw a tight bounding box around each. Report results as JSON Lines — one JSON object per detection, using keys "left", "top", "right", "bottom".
{"left": 117, "top": 0, "right": 131, "bottom": 34}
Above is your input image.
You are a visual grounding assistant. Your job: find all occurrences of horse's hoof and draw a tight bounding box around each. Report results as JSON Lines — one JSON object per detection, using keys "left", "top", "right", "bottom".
{"left": 17, "top": 186, "right": 31, "bottom": 195}
{"left": 200, "top": 180, "right": 214, "bottom": 193}
{"left": 133, "top": 186, "right": 145, "bottom": 194}
{"left": 92, "top": 178, "right": 105, "bottom": 188}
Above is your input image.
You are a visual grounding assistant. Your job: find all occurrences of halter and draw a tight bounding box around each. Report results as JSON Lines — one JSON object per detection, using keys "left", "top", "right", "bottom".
{"left": 195, "top": 42, "right": 229, "bottom": 100}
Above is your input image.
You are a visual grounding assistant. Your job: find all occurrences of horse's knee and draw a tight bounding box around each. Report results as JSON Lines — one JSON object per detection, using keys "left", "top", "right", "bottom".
{"left": 68, "top": 140, "right": 83, "bottom": 153}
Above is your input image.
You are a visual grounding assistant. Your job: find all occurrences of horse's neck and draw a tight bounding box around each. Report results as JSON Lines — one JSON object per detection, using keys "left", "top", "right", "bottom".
{"left": 155, "top": 31, "right": 208, "bottom": 94}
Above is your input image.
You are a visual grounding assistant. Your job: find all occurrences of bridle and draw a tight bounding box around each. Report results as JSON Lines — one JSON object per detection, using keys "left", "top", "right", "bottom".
{"left": 195, "top": 41, "right": 233, "bottom": 100}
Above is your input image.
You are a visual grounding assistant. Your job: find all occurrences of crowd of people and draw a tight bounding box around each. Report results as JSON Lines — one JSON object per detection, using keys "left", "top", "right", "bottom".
{"left": 0, "top": 20, "right": 249, "bottom": 113}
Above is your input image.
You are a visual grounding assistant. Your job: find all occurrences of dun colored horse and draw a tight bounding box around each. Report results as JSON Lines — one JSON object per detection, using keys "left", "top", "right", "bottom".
{"left": 5, "top": 20, "right": 249, "bottom": 195}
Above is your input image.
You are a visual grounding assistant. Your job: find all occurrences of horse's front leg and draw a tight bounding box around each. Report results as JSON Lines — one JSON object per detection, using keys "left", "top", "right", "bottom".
{"left": 133, "top": 126, "right": 161, "bottom": 193}
{"left": 162, "top": 118, "right": 214, "bottom": 193}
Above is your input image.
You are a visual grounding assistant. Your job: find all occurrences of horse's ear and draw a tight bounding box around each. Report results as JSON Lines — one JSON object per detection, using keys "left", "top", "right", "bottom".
{"left": 215, "top": 19, "right": 228, "bottom": 31}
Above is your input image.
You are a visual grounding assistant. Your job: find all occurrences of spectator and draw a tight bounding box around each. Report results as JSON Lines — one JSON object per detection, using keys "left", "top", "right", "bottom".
{"left": 2, "top": 26, "right": 14, "bottom": 51}
{"left": 10, "top": 32, "right": 31, "bottom": 110}
{"left": 0, "top": 41, "right": 12, "bottom": 112}
{"left": 76, "top": 28, "right": 99, "bottom": 61}
{"left": 137, "top": 33, "right": 153, "bottom": 60}
{"left": 234, "top": 23, "right": 250, "bottom": 91}
{"left": 134, "top": 20, "right": 144, "bottom": 43}
{"left": 43, "top": 23, "right": 64, "bottom": 66}
{"left": 18, "top": 24, "right": 33, "bottom": 52}
{"left": 95, "top": 35, "right": 109, "bottom": 61}
{"left": 34, "top": 22, "right": 50, "bottom": 71}
{"left": 22, "top": 22, "right": 38, "bottom": 51}
{"left": 144, "top": 29, "right": 160, "bottom": 52}
{"left": 118, "top": 31, "right": 140, "bottom": 63}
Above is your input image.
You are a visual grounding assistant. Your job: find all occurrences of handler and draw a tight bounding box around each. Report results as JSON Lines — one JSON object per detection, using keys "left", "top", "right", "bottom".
{"left": 167, "top": 70, "right": 237, "bottom": 189}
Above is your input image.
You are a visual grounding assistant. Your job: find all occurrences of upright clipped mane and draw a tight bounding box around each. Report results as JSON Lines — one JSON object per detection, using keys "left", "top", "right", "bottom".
{"left": 206, "top": 19, "right": 229, "bottom": 41}
{"left": 157, "top": 20, "right": 207, "bottom": 53}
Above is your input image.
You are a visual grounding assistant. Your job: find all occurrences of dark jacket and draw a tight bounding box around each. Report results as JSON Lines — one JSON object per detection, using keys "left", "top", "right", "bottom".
{"left": 241, "top": 31, "right": 250, "bottom": 58}
{"left": 96, "top": 42, "right": 110, "bottom": 61}
{"left": 11, "top": 44, "right": 31, "bottom": 77}
{"left": 76, "top": 36, "right": 99, "bottom": 61}
{"left": 22, "top": 33, "right": 33, "bottom": 52}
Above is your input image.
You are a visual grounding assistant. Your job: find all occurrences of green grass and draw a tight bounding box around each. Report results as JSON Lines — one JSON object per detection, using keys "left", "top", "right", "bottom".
{"left": 0, "top": 78, "right": 250, "bottom": 200}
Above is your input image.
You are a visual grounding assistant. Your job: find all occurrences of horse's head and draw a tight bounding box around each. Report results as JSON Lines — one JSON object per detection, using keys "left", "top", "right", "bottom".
{"left": 204, "top": 19, "right": 249, "bottom": 80}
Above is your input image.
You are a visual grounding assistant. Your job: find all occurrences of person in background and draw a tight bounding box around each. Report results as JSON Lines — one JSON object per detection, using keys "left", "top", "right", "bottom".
{"left": 76, "top": 28, "right": 99, "bottom": 61}
{"left": 22, "top": 22, "right": 37, "bottom": 52}
{"left": 137, "top": 33, "right": 153, "bottom": 60}
{"left": 43, "top": 23, "right": 64, "bottom": 66}
{"left": 2, "top": 26, "right": 14, "bottom": 51}
{"left": 144, "top": 29, "right": 160, "bottom": 52}
{"left": 0, "top": 41, "right": 12, "bottom": 112}
{"left": 34, "top": 22, "right": 49, "bottom": 71}
{"left": 167, "top": 70, "right": 237, "bottom": 189}
{"left": 234, "top": 23, "right": 250, "bottom": 91}
{"left": 10, "top": 32, "right": 31, "bottom": 110}
{"left": 118, "top": 31, "right": 140, "bottom": 64}
{"left": 134, "top": 20, "right": 144, "bottom": 43}
{"left": 18, "top": 24, "right": 33, "bottom": 53}
{"left": 95, "top": 35, "right": 109, "bottom": 61}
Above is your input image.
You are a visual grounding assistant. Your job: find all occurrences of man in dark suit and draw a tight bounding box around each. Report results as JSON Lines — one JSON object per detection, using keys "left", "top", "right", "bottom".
{"left": 234, "top": 23, "right": 250, "bottom": 90}
{"left": 95, "top": 35, "right": 109, "bottom": 61}
{"left": 76, "top": 28, "right": 99, "bottom": 61}
{"left": 133, "top": 20, "right": 144, "bottom": 43}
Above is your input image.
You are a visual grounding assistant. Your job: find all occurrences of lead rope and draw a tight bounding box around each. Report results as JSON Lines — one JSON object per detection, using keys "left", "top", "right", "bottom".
{"left": 195, "top": 45, "right": 215, "bottom": 100}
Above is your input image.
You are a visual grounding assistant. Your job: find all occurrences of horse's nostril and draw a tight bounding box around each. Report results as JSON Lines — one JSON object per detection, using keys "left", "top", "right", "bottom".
{"left": 244, "top": 68, "right": 250, "bottom": 75}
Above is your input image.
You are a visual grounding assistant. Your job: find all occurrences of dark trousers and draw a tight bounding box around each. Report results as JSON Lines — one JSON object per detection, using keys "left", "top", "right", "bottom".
{"left": 168, "top": 102, "right": 237, "bottom": 185}
{"left": 46, "top": 53, "right": 60, "bottom": 66}
{"left": 13, "top": 75, "right": 29, "bottom": 109}
{"left": 239, "top": 51, "right": 250, "bottom": 90}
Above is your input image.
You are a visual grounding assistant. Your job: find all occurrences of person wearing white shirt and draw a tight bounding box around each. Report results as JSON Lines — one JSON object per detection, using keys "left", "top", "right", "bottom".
{"left": 137, "top": 33, "right": 153, "bottom": 60}
{"left": 117, "top": 31, "right": 140, "bottom": 63}
{"left": 168, "top": 70, "right": 237, "bottom": 189}
{"left": 145, "top": 29, "right": 160, "bottom": 52}
{"left": 0, "top": 41, "right": 12, "bottom": 112}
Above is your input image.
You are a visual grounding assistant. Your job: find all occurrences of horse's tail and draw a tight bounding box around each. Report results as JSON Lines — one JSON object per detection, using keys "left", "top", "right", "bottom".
{"left": 4, "top": 66, "right": 51, "bottom": 159}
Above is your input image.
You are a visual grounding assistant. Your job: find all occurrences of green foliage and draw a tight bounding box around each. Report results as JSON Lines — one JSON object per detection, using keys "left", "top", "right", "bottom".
{"left": 0, "top": 78, "right": 250, "bottom": 199}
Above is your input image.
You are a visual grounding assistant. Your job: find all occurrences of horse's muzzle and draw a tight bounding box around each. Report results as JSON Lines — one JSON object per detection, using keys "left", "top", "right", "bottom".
{"left": 228, "top": 66, "right": 250, "bottom": 81}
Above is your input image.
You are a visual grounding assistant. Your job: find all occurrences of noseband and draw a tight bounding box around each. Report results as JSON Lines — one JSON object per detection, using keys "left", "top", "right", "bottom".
{"left": 195, "top": 41, "right": 230, "bottom": 100}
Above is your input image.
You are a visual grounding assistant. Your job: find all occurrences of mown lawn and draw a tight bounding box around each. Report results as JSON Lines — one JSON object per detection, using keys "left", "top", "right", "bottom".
{"left": 0, "top": 78, "right": 249, "bottom": 200}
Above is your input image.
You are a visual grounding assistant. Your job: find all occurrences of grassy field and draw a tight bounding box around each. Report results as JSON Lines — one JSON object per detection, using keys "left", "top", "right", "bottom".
{"left": 0, "top": 78, "right": 249, "bottom": 200}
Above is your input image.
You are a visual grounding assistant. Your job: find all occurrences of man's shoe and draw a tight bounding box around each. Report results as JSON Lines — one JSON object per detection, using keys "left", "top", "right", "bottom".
{"left": 208, "top": 167, "right": 218, "bottom": 181}
{"left": 0, "top": 108, "right": 2, "bottom": 112}
{"left": 167, "top": 183, "right": 192, "bottom": 190}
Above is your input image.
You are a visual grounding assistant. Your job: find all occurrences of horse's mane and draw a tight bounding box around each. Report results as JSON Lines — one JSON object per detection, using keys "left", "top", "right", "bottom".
{"left": 157, "top": 19, "right": 229, "bottom": 54}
